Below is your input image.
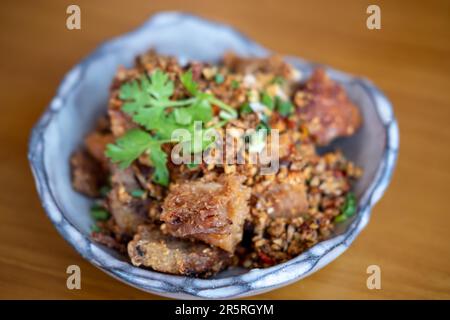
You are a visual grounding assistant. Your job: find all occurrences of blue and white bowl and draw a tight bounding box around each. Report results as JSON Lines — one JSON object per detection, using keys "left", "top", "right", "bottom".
{"left": 28, "top": 12, "right": 399, "bottom": 299}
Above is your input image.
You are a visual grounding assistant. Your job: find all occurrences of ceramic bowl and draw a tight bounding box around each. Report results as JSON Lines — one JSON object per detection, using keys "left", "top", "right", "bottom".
{"left": 28, "top": 12, "right": 399, "bottom": 299}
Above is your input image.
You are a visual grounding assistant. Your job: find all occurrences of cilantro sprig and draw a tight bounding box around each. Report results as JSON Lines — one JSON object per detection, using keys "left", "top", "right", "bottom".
{"left": 106, "top": 128, "right": 170, "bottom": 186}
{"left": 106, "top": 68, "right": 238, "bottom": 186}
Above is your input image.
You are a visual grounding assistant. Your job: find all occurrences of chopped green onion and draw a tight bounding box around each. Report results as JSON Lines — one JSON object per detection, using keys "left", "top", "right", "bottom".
{"left": 90, "top": 206, "right": 110, "bottom": 221}
{"left": 335, "top": 192, "right": 357, "bottom": 222}
{"left": 276, "top": 97, "right": 294, "bottom": 116}
{"left": 256, "top": 123, "right": 271, "bottom": 134}
{"left": 271, "top": 76, "right": 285, "bottom": 85}
{"left": 258, "top": 114, "right": 272, "bottom": 132}
{"left": 261, "top": 92, "right": 275, "bottom": 110}
{"left": 130, "top": 189, "right": 146, "bottom": 198}
{"left": 90, "top": 224, "right": 101, "bottom": 233}
{"left": 219, "top": 110, "right": 235, "bottom": 120}
{"left": 214, "top": 73, "right": 225, "bottom": 84}
{"left": 240, "top": 103, "right": 253, "bottom": 115}
{"left": 186, "top": 163, "right": 199, "bottom": 170}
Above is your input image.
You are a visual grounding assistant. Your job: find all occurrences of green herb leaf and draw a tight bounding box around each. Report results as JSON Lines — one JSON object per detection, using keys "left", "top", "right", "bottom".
{"left": 174, "top": 108, "right": 193, "bottom": 125}
{"left": 105, "top": 128, "right": 170, "bottom": 186}
{"left": 231, "top": 80, "right": 240, "bottom": 89}
{"left": 146, "top": 69, "right": 174, "bottom": 101}
{"left": 214, "top": 73, "right": 225, "bottom": 84}
{"left": 184, "top": 98, "right": 213, "bottom": 123}
{"left": 276, "top": 97, "right": 294, "bottom": 116}
{"left": 335, "top": 192, "right": 357, "bottom": 222}
{"left": 261, "top": 92, "right": 275, "bottom": 110}
{"left": 130, "top": 189, "right": 146, "bottom": 198}
{"left": 258, "top": 114, "right": 272, "bottom": 132}
{"left": 271, "top": 76, "right": 285, "bottom": 85}
{"left": 240, "top": 102, "right": 253, "bottom": 115}
{"left": 219, "top": 110, "right": 235, "bottom": 120}
{"left": 186, "top": 163, "right": 199, "bottom": 170}
{"left": 112, "top": 69, "right": 240, "bottom": 186}
{"left": 148, "top": 143, "right": 169, "bottom": 186}
{"left": 210, "top": 97, "right": 238, "bottom": 119}
{"left": 90, "top": 207, "right": 110, "bottom": 221}
{"left": 105, "top": 129, "right": 155, "bottom": 169}
{"left": 120, "top": 70, "right": 174, "bottom": 116}
{"left": 256, "top": 123, "right": 268, "bottom": 131}
{"left": 180, "top": 70, "right": 199, "bottom": 96}
{"left": 119, "top": 78, "right": 152, "bottom": 114}
{"left": 248, "top": 129, "right": 267, "bottom": 153}
{"left": 90, "top": 224, "right": 101, "bottom": 233}
{"left": 132, "top": 105, "right": 166, "bottom": 131}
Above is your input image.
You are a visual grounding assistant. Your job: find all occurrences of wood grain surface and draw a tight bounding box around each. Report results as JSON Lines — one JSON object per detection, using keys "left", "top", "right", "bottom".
{"left": 0, "top": 0, "right": 449, "bottom": 299}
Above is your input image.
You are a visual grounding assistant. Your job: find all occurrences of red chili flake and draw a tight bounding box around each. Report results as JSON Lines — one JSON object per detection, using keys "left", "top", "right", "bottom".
{"left": 258, "top": 252, "right": 275, "bottom": 265}
{"left": 334, "top": 170, "right": 344, "bottom": 178}
{"left": 212, "top": 105, "right": 220, "bottom": 115}
{"left": 286, "top": 119, "right": 297, "bottom": 129}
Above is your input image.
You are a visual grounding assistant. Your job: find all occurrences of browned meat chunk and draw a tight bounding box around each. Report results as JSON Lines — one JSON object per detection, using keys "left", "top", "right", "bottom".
{"left": 161, "top": 174, "right": 251, "bottom": 253}
{"left": 107, "top": 166, "right": 149, "bottom": 235}
{"left": 294, "top": 68, "right": 361, "bottom": 145}
{"left": 128, "top": 225, "right": 231, "bottom": 277}
{"left": 70, "top": 150, "right": 105, "bottom": 197}
{"left": 84, "top": 132, "right": 114, "bottom": 169}
{"left": 223, "top": 52, "right": 295, "bottom": 79}
{"left": 108, "top": 189, "right": 149, "bottom": 235}
{"left": 277, "top": 132, "right": 296, "bottom": 159}
{"left": 91, "top": 231, "right": 127, "bottom": 253}
{"left": 253, "top": 170, "right": 308, "bottom": 218}
{"left": 108, "top": 109, "right": 137, "bottom": 137}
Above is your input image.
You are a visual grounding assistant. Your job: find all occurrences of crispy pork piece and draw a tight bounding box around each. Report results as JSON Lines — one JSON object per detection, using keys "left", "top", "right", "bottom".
{"left": 107, "top": 166, "right": 149, "bottom": 235}
{"left": 108, "top": 189, "right": 149, "bottom": 235}
{"left": 107, "top": 109, "right": 137, "bottom": 137}
{"left": 70, "top": 150, "right": 105, "bottom": 197}
{"left": 128, "top": 225, "right": 231, "bottom": 277}
{"left": 161, "top": 174, "right": 251, "bottom": 253}
{"left": 91, "top": 231, "right": 127, "bottom": 253}
{"left": 294, "top": 68, "right": 361, "bottom": 145}
{"left": 253, "top": 170, "right": 308, "bottom": 218}
{"left": 84, "top": 132, "right": 114, "bottom": 169}
{"left": 223, "top": 53, "right": 296, "bottom": 80}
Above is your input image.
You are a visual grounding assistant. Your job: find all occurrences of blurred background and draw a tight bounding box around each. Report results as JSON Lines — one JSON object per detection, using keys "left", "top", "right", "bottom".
{"left": 0, "top": 0, "right": 449, "bottom": 299}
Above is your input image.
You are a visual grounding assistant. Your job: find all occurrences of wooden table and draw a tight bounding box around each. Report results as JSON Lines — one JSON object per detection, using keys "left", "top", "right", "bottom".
{"left": 1, "top": 0, "right": 449, "bottom": 299}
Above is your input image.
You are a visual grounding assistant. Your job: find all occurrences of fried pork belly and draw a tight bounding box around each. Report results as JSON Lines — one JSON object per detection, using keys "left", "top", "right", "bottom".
{"left": 253, "top": 169, "right": 308, "bottom": 218}
{"left": 128, "top": 225, "right": 231, "bottom": 277}
{"left": 107, "top": 166, "right": 149, "bottom": 235}
{"left": 223, "top": 53, "right": 297, "bottom": 80}
{"left": 107, "top": 109, "right": 137, "bottom": 137}
{"left": 84, "top": 132, "right": 114, "bottom": 169}
{"left": 294, "top": 68, "right": 361, "bottom": 145}
{"left": 69, "top": 51, "right": 363, "bottom": 276}
{"left": 91, "top": 231, "right": 127, "bottom": 253}
{"left": 161, "top": 174, "right": 251, "bottom": 253}
{"left": 70, "top": 150, "right": 105, "bottom": 197}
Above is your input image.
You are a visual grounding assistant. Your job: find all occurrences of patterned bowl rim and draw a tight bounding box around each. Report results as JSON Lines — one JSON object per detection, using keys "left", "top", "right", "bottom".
{"left": 28, "top": 12, "right": 399, "bottom": 299}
